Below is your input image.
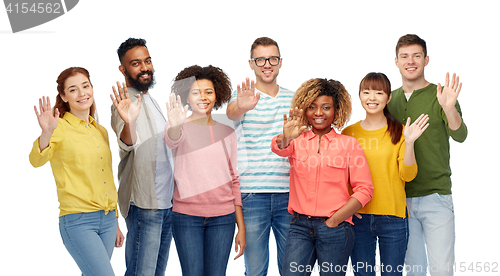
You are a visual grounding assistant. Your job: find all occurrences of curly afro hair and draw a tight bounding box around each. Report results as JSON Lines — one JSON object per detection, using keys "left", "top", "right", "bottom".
{"left": 171, "top": 65, "right": 232, "bottom": 111}
{"left": 291, "top": 78, "right": 352, "bottom": 130}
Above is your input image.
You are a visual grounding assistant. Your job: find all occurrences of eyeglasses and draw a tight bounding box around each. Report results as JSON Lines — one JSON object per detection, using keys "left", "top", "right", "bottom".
{"left": 250, "top": 56, "right": 281, "bottom": 67}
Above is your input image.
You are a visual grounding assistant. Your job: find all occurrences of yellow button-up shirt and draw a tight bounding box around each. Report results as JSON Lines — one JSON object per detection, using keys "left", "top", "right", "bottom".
{"left": 29, "top": 112, "right": 118, "bottom": 217}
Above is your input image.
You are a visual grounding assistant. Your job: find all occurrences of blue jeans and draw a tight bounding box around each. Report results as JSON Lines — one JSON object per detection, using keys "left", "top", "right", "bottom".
{"left": 405, "top": 193, "right": 455, "bottom": 276}
{"left": 59, "top": 210, "right": 117, "bottom": 276}
{"left": 172, "top": 212, "right": 236, "bottom": 276}
{"left": 283, "top": 213, "right": 354, "bottom": 276}
{"left": 350, "top": 214, "right": 409, "bottom": 276}
{"left": 241, "top": 192, "right": 292, "bottom": 276}
{"left": 125, "top": 205, "right": 173, "bottom": 276}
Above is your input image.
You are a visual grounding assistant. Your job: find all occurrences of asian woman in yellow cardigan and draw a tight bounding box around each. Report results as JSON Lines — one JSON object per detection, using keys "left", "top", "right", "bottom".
{"left": 342, "top": 72, "right": 429, "bottom": 276}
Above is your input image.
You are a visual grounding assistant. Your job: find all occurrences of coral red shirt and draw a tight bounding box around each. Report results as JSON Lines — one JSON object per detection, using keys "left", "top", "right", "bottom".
{"left": 271, "top": 129, "right": 373, "bottom": 224}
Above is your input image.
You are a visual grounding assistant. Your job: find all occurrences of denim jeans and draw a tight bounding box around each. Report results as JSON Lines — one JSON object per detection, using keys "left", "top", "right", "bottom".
{"left": 125, "top": 205, "right": 173, "bottom": 276}
{"left": 405, "top": 193, "right": 455, "bottom": 276}
{"left": 241, "top": 193, "right": 292, "bottom": 276}
{"left": 282, "top": 213, "right": 354, "bottom": 276}
{"left": 350, "top": 214, "right": 409, "bottom": 276}
{"left": 59, "top": 210, "right": 117, "bottom": 276}
{"left": 172, "top": 212, "right": 236, "bottom": 276}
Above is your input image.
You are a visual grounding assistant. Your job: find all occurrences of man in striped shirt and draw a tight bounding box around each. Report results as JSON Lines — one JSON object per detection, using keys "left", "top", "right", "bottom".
{"left": 227, "top": 37, "right": 294, "bottom": 276}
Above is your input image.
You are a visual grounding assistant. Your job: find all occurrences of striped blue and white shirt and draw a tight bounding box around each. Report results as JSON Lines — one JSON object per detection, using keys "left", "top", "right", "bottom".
{"left": 230, "top": 86, "right": 295, "bottom": 193}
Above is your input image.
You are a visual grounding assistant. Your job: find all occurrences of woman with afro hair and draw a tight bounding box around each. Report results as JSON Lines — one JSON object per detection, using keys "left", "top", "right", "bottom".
{"left": 271, "top": 78, "right": 374, "bottom": 276}
{"left": 164, "top": 65, "right": 245, "bottom": 275}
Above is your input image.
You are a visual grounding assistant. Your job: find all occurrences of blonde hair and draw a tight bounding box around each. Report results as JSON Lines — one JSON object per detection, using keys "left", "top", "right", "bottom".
{"left": 291, "top": 78, "right": 351, "bottom": 129}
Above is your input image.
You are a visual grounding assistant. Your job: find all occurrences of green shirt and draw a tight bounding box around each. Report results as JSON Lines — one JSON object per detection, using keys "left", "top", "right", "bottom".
{"left": 388, "top": 83, "right": 467, "bottom": 197}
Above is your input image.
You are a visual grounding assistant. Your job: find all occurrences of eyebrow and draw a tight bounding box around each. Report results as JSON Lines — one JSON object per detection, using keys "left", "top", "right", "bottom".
{"left": 67, "top": 81, "right": 90, "bottom": 89}
{"left": 129, "top": 57, "right": 151, "bottom": 64}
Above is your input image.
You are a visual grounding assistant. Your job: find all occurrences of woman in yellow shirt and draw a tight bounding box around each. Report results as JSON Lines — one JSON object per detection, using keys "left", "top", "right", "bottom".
{"left": 29, "top": 67, "right": 135, "bottom": 276}
{"left": 342, "top": 73, "right": 429, "bottom": 276}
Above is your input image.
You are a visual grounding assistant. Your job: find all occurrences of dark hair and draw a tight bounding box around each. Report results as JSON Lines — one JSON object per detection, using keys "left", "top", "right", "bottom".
{"left": 54, "top": 67, "right": 97, "bottom": 122}
{"left": 291, "top": 78, "right": 352, "bottom": 129}
{"left": 359, "top": 72, "right": 402, "bottom": 144}
{"left": 117, "top": 38, "right": 147, "bottom": 63}
{"left": 396, "top": 34, "right": 427, "bottom": 57}
{"left": 172, "top": 65, "right": 232, "bottom": 111}
{"left": 250, "top": 37, "right": 280, "bottom": 58}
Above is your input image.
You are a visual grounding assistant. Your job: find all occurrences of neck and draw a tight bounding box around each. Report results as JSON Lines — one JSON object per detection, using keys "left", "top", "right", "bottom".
{"left": 70, "top": 110, "right": 90, "bottom": 124}
{"left": 402, "top": 77, "right": 429, "bottom": 94}
{"left": 188, "top": 113, "right": 214, "bottom": 126}
{"left": 313, "top": 126, "right": 332, "bottom": 139}
{"left": 362, "top": 111, "right": 387, "bottom": 130}
{"left": 255, "top": 81, "right": 279, "bottom": 97}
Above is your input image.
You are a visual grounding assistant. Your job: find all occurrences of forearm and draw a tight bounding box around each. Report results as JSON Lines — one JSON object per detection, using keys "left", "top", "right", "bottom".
{"left": 403, "top": 141, "right": 416, "bottom": 166}
{"left": 38, "top": 130, "right": 54, "bottom": 151}
{"left": 167, "top": 125, "right": 182, "bottom": 141}
{"left": 276, "top": 134, "right": 292, "bottom": 149}
{"left": 235, "top": 206, "right": 245, "bottom": 231}
{"left": 327, "top": 197, "right": 362, "bottom": 227}
{"left": 120, "top": 121, "right": 137, "bottom": 146}
{"left": 226, "top": 102, "right": 247, "bottom": 121}
{"left": 444, "top": 107, "right": 462, "bottom": 131}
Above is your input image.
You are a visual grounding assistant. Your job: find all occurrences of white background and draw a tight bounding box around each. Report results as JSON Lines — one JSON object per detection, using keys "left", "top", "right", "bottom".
{"left": 0, "top": 1, "right": 498, "bottom": 275}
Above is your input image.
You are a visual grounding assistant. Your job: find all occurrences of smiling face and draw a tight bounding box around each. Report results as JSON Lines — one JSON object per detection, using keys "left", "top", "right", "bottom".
{"left": 395, "top": 44, "right": 429, "bottom": 83}
{"left": 249, "top": 45, "right": 282, "bottom": 85}
{"left": 187, "top": 79, "right": 217, "bottom": 117}
{"left": 119, "top": 46, "right": 155, "bottom": 92}
{"left": 61, "top": 73, "right": 94, "bottom": 118}
{"left": 359, "top": 89, "right": 391, "bottom": 115}
{"left": 306, "top": 95, "right": 335, "bottom": 137}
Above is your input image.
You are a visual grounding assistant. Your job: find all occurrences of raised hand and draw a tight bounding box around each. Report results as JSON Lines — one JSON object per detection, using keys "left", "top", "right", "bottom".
{"left": 236, "top": 78, "right": 261, "bottom": 112}
{"left": 34, "top": 96, "right": 59, "bottom": 134}
{"left": 166, "top": 93, "right": 189, "bottom": 129}
{"left": 110, "top": 81, "right": 142, "bottom": 124}
{"left": 283, "top": 107, "right": 307, "bottom": 140}
{"left": 437, "top": 72, "right": 462, "bottom": 113}
{"left": 404, "top": 114, "right": 430, "bottom": 144}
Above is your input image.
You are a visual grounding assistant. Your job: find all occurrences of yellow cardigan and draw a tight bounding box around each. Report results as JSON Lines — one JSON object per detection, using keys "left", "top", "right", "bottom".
{"left": 342, "top": 121, "right": 417, "bottom": 218}
{"left": 29, "top": 112, "right": 118, "bottom": 218}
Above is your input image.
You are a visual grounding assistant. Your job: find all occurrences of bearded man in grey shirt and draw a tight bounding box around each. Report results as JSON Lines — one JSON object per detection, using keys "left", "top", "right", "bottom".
{"left": 111, "top": 37, "right": 174, "bottom": 276}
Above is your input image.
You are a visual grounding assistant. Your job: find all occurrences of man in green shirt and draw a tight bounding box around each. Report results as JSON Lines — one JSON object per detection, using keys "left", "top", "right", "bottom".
{"left": 388, "top": 34, "right": 467, "bottom": 276}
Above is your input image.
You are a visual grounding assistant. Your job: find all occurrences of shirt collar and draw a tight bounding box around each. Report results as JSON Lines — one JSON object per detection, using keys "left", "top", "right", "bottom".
{"left": 304, "top": 128, "right": 338, "bottom": 141}
{"left": 63, "top": 112, "right": 96, "bottom": 128}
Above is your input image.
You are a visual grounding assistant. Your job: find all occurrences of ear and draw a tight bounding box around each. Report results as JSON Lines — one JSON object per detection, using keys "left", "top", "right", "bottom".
{"left": 424, "top": 55, "right": 429, "bottom": 66}
{"left": 387, "top": 93, "right": 393, "bottom": 104}
{"left": 61, "top": 94, "right": 68, "bottom": 103}
{"left": 119, "top": 65, "right": 126, "bottom": 77}
{"left": 248, "top": 59, "right": 254, "bottom": 70}
{"left": 278, "top": 57, "right": 283, "bottom": 69}
{"left": 395, "top": 57, "right": 398, "bottom": 67}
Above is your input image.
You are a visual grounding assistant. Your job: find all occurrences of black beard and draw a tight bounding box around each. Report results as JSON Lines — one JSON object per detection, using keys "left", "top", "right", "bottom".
{"left": 125, "top": 70, "right": 156, "bottom": 92}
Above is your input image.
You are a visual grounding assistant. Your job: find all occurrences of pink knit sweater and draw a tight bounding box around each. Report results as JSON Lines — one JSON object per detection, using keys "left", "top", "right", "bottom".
{"left": 165, "top": 120, "right": 241, "bottom": 217}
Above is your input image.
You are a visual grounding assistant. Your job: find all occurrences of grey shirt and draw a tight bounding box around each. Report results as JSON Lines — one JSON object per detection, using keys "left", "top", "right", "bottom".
{"left": 111, "top": 87, "right": 174, "bottom": 218}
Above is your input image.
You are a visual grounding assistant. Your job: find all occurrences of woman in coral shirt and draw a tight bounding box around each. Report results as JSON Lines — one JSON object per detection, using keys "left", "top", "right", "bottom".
{"left": 271, "top": 78, "right": 373, "bottom": 276}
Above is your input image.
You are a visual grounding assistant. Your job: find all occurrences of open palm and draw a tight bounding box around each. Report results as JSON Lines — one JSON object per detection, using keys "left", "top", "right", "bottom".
{"left": 237, "top": 78, "right": 261, "bottom": 112}
{"left": 166, "top": 93, "right": 188, "bottom": 128}
{"left": 34, "top": 96, "right": 59, "bottom": 133}
{"left": 111, "top": 82, "right": 142, "bottom": 124}
{"left": 437, "top": 72, "right": 462, "bottom": 112}
{"left": 283, "top": 107, "right": 307, "bottom": 140}
{"left": 404, "top": 114, "right": 430, "bottom": 143}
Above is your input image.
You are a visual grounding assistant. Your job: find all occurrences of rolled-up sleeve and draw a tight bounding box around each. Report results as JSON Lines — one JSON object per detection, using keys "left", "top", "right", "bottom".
{"left": 348, "top": 142, "right": 374, "bottom": 207}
